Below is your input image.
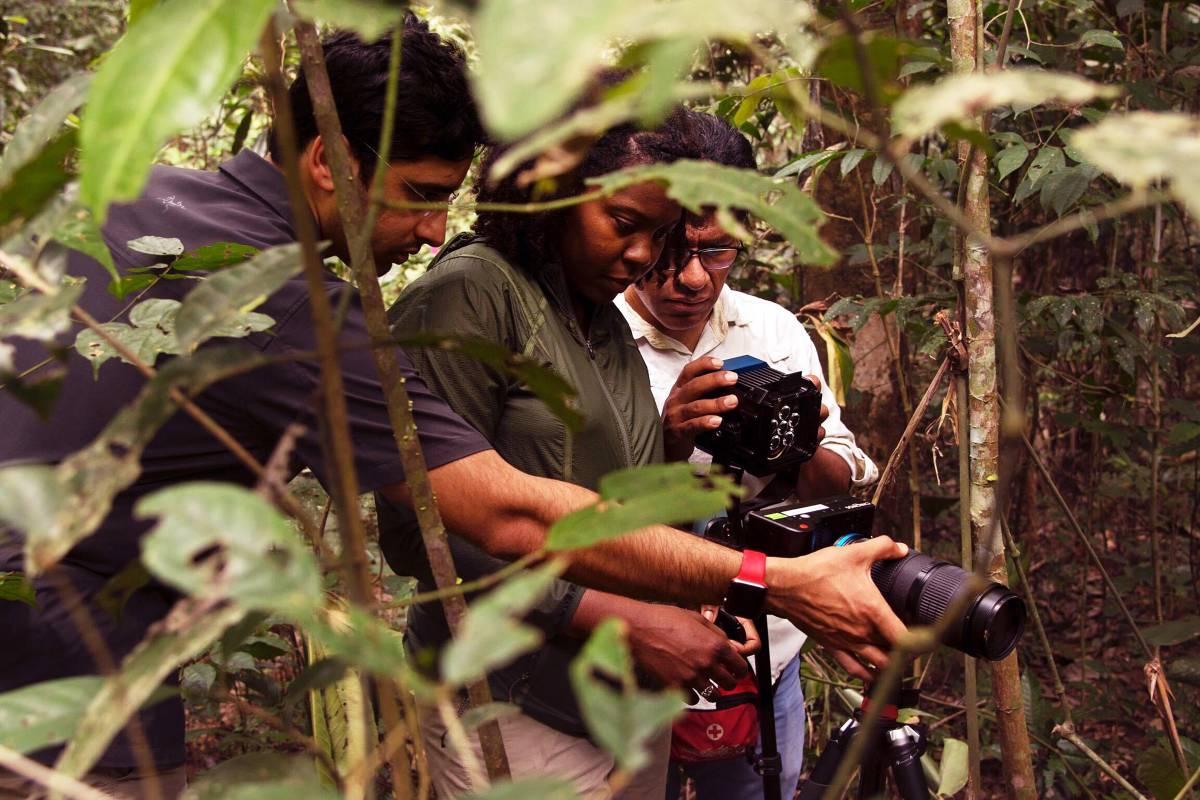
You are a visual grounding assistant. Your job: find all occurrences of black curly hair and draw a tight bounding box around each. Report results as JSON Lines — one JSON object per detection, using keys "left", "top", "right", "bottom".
{"left": 474, "top": 95, "right": 698, "bottom": 283}
{"left": 269, "top": 14, "right": 485, "bottom": 182}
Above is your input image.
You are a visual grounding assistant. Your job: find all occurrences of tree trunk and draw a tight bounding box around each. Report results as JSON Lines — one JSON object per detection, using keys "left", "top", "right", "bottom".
{"left": 947, "top": 1, "right": 1038, "bottom": 798}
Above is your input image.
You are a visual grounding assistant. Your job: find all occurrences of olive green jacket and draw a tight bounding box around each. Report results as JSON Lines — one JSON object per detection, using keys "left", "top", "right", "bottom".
{"left": 377, "top": 234, "right": 663, "bottom": 736}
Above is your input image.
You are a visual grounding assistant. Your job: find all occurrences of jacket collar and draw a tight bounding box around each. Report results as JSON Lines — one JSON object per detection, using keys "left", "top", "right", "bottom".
{"left": 219, "top": 150, "right": 294, "bottom": 227}
{"left": 622, "top": 286, "right": 748, "bottom": 356}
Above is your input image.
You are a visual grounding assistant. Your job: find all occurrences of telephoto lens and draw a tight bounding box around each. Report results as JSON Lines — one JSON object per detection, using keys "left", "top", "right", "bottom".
{"left": 869, "top": 552, "right": 1026, "bottom": 661}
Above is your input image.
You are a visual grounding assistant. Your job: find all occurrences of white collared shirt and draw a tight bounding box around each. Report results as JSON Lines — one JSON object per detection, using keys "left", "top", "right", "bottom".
{"left": 616, "top": 286, "right": 880, "bottom": 679}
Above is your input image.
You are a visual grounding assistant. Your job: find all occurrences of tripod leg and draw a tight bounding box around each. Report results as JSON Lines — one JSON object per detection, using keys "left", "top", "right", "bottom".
{"left": 797, "top": 718, "right": 857, "bottom": 800}
{"left": 752, "top": 616, "right": 783, "bottom": 800}
{"left": 884, "top": 725, "right": 930, "bottom": 800}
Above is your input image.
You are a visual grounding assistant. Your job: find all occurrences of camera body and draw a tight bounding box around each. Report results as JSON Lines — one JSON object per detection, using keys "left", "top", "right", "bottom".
{"left": 694, "top": 355, "right": 822, "bottom": 475}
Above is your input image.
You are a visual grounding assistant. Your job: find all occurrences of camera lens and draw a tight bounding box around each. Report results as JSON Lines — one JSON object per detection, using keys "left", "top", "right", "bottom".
{"left": 870, "top": 552, "right": 1026, "bottom": 661}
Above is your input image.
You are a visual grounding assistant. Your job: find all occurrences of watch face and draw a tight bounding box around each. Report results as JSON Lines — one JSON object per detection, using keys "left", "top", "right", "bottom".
{"left": 725, "top": 578, "right": 767, "bottom": 619}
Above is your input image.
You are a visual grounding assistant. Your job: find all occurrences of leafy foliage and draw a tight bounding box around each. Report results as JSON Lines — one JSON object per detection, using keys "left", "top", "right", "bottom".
{"left": 79, "top": 0, "right": 277, "bottom": 221}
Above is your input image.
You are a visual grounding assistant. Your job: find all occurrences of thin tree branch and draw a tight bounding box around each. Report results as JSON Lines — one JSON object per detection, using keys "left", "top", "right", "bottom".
{"left": 0, "top": 744, "right": 117, "bottom": 800}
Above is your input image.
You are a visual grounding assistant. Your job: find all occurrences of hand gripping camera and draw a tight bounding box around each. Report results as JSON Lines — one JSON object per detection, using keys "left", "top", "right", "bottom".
{"left": 694, "top": 355, "right": 823, "bottom": 475}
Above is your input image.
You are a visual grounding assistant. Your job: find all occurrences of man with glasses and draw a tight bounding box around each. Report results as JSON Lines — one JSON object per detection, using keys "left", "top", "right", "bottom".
{"left": 615, "top": 111, "right": 878, "bottom": 800}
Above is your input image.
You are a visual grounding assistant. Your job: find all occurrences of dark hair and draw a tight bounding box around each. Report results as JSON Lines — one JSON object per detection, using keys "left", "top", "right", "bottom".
{"left": 269, "top": 15, "right": 485, "bottom": 180}
{"left": 686, "top": 109, "right": 756, "bottom": 171}
{"left": 474, "top": 88, "right": 698, "bottom": 281}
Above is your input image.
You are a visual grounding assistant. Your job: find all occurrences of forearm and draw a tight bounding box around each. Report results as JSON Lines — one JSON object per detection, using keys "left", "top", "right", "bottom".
{"left": 386, "top": 450, "right": 739, "bottom": 607}
{"left": 566, "top": 589, "right": 668, "bottom": 637}
{"left": 792, "top": 446, "right": 853, "bottom": 502}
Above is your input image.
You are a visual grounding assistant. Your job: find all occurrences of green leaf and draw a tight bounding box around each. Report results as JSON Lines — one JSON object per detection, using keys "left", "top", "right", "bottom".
{"left": 1136, "top": 738, "right": 1200, "bottom": 800}
{"left": 74, "top": 298, "right": 182, "bottom": 373}
{"left": 0, "top": 281, "right": 83, "bottom": 342}
{"left": 79, "top": 0, "right": 277, "bottom": 221}
{"left": 0, "top": 676, "right": 102, "bottom": 754}
{"left": 291, "top": 0, "right": 407, "bottom": 43}
{"left": 871, "top": 154, "right": 894, "bottom": 185}
{"left": 138, "top": 483, "right": 323, "bottom": 613}
{"left": 283, "top": 657, "right": 349, "bottom": 708}
{"left": 840, "top": 148, "right": 867, "bottom": 176}
{"left": 0, "top": 130, "right": 78, "bottom": 236}
{"left": 936, "top": 737, "right": 969, "bottom": 797}
{"left": 127, "top": 235, "right": 185, "bottom": 257}
{"left": 460, "top": 702, "right": 521, "bottom": 732}
{"left": 55, "top": 600, "right": 245, "bottom": 780}
{"left": 1142, "top": 615, "right": 1200, "bottom": 647}
{"left": 183, "top": 752, "right": 341, "bottom": 800}
{"left": 173, "top": 242, "right": 259, "bottom": 272}
{"left": 302, "top": 611, "right": 376, "bottom": 783}
{"left": 995, "top": 144, "right": 1029, "bottom": 182}
{"left": 51, "top": 203, "right": 118, "bottom": 283}
{"left": 441, "top": 563, "right": 565, "bottom": 686}
{"left": 774, "top": 150, "right": 840, "bottom": 180}
{"left": 817, "top": 33, "right": 909, "bottom": 104}
{"left": 892, "top": 71, "right": 1117, "bottom": 139}
{"left": 570, "top": 618, "right": 683, "bottom": 772}
{"left": 546, "top": 463, "right": 740, "bottom": 551}
{"left": 1079, "top": 29, "right": 1124, "bottom": 51}
{"left": 807, "top": 316, "right": 853, "bottom": 406}
{"left": 394, "top": 332, "right": 584, "bottom": 432}
{"left": 1071, "top": 112, "right": 1200, "bottom": 218}
{"left": 472, "top": 0, "right": 809, "bottom": 141}
{"left": 0, "top": 572, "right": 35, "bottom": 607}
{"left": 1039, "top": 165, "right": 1092, "bottom": 216}
{"left": 174, "top": 242, "right": 304, "bottom": 353}
{"left": 0, "top": 347, "right": 269, "bottom": 573}
{"left": 588, "top": 159, "right": 836, "bottom": 266}
{"left": 464, "top": 778, "right": 578, "bottom": 800}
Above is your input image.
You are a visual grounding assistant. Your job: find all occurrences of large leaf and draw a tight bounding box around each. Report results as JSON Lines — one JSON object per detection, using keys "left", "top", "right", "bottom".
{"left": 0, "top": 676, "right": 102, "bottom": 754}
{"left": 936, "top": 737, "right": 969, "bottom": 798}
{"left": 547, "top": 463, "right": 740, "bottom": 551}
{"left": 441, "top": 563, "right": 565, "bottom": 686}
{"left": 463, "top": 778, "right": 578, "bottom": 800}
{"left": 569, "top": 618, "right": 683, "bottom": 772}
{"left": 0, "top": 73, "right": 90, "bottom": 234}
{"left": 75, "top": 298, "right": 273, "bottom": 374}
{"left": 138, "top": 483, "right": 322, "bottom": 613}
{"left": 291, "top": 0, "right": 407, "bottom": 42}
{"left": 472, "top": 0, "right": 809, "bottom": 141}
{"left": 0, "top": 281, "right": 83, "bottom": 342}
{"left": 588, "top": 160, "right": 836, "bottom": 266}
{"left": 304, "top": 609, "right": 375, "bottom": 786}
{"left": 0, "top": 347, "right": 268, "bottom": 573}
{"left": 174, "top": 243, "right": 304, "bottom": 353}
{"left": 54, "top": 599, "right": 245, "bottom": 780}
{"left": 1070, "top": 111, "right": 1200, "bottom": 218}
{"left": 1142, "top": 615, "right": 1200, "bottom": 647}
{"left": 0, "top": 572, "right": 35, "bottom": 607}
{"left": 892, "top": 71, "right": 1117, "bottom": 139}
{"left": 79, "top": 0, "right": 277, "bottom": 221}
{"left": 396, "top": 332, "right": 583, "bottom": 431}
{"left": 184, "top": 753, "right": 342, "bottom": 800}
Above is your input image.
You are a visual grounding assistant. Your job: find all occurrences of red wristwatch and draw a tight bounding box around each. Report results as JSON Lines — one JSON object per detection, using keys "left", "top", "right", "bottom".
{"left": 724, "top": 549, "right": 768, "bottom": 618}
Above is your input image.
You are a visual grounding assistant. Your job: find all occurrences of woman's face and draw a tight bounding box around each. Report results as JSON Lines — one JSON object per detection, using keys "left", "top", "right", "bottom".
{"left": 555, "top": 181, "right": 681, "bottom": 306}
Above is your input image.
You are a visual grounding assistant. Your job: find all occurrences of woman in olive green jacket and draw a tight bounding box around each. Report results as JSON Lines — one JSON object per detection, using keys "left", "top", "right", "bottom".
{"left": 379, "top": 109, "right": 754, "bottom": 798}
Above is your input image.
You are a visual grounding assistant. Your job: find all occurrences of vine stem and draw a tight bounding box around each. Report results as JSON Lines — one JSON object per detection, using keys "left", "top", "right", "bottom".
{"left": 0, "top": 744, "right": 116, "bottom": 800}
{"left": 261, "top": 21, "right": 416, "bottom": 797}
{"left": 287, "top": 17, "right": 512, "bottom": 782}
{"left": 1019, "top": 429, "right": 1155, "bottom": 656}
{"left": 1052, "top": 723, "right": 1151, "bottom": 800}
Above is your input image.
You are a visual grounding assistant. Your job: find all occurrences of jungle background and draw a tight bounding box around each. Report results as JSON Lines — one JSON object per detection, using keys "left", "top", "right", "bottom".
{"left": 0, "top": 0, "right": 1197, "bottom": 798}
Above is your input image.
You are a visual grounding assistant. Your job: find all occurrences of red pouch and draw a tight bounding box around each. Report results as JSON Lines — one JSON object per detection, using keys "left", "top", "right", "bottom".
{"left": 669, "top": 672, "right": 760, "bottom": 763}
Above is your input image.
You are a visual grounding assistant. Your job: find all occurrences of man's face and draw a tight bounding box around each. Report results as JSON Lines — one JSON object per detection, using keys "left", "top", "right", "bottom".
{"left": 631, "top": 213, "right": 738, "bottom": 335}
{"left": 370, "top": 156, "right": 473, "bottom": 274}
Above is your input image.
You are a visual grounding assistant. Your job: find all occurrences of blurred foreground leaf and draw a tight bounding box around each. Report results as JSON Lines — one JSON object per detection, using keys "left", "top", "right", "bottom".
{"left": 80, "top": 0, "right": 277, "bottom": 221}
{"left": 547, "top": 463, "right": 740, "bottom": 551}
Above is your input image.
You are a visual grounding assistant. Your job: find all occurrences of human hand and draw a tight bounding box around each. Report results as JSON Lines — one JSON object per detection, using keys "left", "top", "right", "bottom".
{"left": 627, "top": 605, "right": 750, "bottom": 695}
{"left": 764, "top": 537, "right": 909, "bottom": 680}
{"left": 805, "top": 373, "right": 830, "bottom": 440}
{"left": 662, "top": 356, "right": 738, "bottom": 461}
{"left": 700, "top": 605, "right": 761, "bottom": 659}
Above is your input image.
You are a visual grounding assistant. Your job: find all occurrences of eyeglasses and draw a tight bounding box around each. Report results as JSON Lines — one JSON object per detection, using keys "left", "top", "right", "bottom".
{"left": 363, "top": 143, "right": 458, "bottom": 218}
{"left": 662, "top": 246, "right": 743, "bottom": 275}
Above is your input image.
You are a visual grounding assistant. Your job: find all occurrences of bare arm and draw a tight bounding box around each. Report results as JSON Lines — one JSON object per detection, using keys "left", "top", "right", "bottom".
{"left": 380, "top": 449, "right": 909, "bottom": 671}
